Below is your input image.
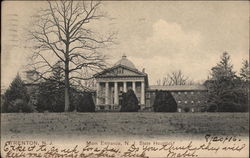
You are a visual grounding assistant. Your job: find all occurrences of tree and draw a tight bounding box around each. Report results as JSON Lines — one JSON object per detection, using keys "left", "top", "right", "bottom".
{"left": 1, "top": 95, "right": 7, "bottom": 112}
{"left": 2, "top": 74, "right": 34, "bottom": 113}
{"left": 239, "top": 59, "right": 249, "bottom": 112}
{"left": 28, "top": 1, "right": 114, "bottom": 112}
{"left": 36, "top": 62, "right": 95, "bottom": 112}
{"left": 157, "top": 70, "right": 194, "bottom": 86}
{"left": 205, "top": 52, "right": 247, "bottom": 112}
{"left": 36, "top": 80, "right": 65, "bottom": 112}
{"left": 36, "top": 62, "right": 68, "bottom": 112}
{"left": 210, "top": 52, "right": 236, "bottom": 80}
{"left": 120, "top": 89, "right": 140, "bottom": 112}
{"left": 240, "top": 60, "right": 249, "bottom": 82}
{"left": 153, "top": 90, "right": 177, "bottom": 112}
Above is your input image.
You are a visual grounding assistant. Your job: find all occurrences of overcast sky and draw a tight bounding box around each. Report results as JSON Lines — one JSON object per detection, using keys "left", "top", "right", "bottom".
{"left": 1, "top": 1, "right": 249, "bottom": 89}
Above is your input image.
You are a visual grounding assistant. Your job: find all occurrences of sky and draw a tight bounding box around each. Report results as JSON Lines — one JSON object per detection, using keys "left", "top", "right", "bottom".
{"left": 1, "top": 1, "right": 249, "bottom": 90}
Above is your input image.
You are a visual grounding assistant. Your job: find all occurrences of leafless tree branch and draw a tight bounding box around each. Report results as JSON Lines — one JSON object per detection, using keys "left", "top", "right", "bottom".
{"left": 27, "top": 0, "right": 115, "bottom": 111}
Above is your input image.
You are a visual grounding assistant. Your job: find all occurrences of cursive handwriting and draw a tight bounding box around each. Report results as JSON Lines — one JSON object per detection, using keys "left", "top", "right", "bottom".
{"left": 2, "top": 137, "right": 247, "bottom": 158}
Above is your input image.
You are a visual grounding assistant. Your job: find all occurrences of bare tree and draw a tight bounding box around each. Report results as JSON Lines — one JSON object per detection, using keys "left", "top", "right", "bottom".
{"left": 158, "top": 70, "right": 194, "bottom": 86}
{"left": 27, "top": 0, "right": 114, "bottom": 111}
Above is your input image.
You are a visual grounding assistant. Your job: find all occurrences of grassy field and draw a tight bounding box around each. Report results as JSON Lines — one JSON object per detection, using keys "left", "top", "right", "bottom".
{"left": 1, "top": 112, "right": 249, "bottom": 139}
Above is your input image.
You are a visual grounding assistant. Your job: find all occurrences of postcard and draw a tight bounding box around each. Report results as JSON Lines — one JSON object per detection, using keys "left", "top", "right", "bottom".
{"left": 1, "top": 1, "right": 249, "bottom": 158}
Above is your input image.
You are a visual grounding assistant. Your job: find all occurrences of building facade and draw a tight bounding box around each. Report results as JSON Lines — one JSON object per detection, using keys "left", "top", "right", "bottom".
{"left": 94, "top": 55, "right": 208, "bottom": 112}
{"left": 94, "top": 55, "right": 149, "bottom": 111}
{"left": 22, "top": 55, "right": 208, "bottom": 112}
{"left": 146, "top": 85, "right": 208, "bottom": 112}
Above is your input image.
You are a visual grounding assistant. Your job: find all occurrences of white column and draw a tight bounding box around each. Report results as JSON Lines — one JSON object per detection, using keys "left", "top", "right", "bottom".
{"left": 123, "top": 82, "right": 127, "bottom": 93}
{"left": 132, "top": 81, "right": 136, "bottom": 93}
{"left": 114, "top": 82, "right": 118, "bottom": 105}
{"left": 140, "top": 81, "right": 145, "bottom": 105}
{"left": 96, "top": 82, "right": 100, "bottom": 105}
{"left": 105, "top": 82, "right": 109, "bottom": 105}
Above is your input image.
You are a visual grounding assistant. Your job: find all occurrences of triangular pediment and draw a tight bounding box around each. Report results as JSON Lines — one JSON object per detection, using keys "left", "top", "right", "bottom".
{"left": 94, "top": 65, "right": 147, "bottom": 78}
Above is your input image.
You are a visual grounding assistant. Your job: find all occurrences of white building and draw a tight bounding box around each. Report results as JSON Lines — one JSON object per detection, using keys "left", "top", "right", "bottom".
{"left": 94, "top": 55, "right": 148, "bottom": 111}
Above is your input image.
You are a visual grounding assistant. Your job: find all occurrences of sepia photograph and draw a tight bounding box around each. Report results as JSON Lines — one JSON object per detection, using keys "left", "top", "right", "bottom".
{"left": 1, "top": 1, "right": 249, "bottom": 157}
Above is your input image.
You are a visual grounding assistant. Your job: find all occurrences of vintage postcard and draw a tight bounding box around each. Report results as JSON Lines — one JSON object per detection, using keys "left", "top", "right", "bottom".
{"left": 1, "top": 1, "right": 249, "bottom": 158}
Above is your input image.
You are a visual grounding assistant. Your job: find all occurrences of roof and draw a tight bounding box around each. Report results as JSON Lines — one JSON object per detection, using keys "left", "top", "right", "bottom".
{"left": 94, "top": 64, "right": 147, "bottom": 78}
{"left": 148, "top": 84, "right": 207, "bottom": 91}
{"left": 114, "top": 55, "right": 137, "bottom": 70}
{"left": 94, "top": 55, "right": 149, "bottom": 87}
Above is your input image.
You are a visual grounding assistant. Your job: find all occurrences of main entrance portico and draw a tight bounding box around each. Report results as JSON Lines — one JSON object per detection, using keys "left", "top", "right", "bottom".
{"left": 94, "top": 55, "right": 148, "bottom": 111}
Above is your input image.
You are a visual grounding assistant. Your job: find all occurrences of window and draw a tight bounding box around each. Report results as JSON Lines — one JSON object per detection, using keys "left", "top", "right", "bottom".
{"left": 191, "top": 92, "right": 194, "bottom": 95}
{"left": 178, "top": 108, "right": 182, "bottom": 112}
{"left": 191, "top": 101, "right": 194, "bottom": 104}
{"left": 178, "top": 92, "right": 181, "bottom": 95}
{"left": 184, "top": 101, "right": 188, "bottom": 104}
{"left": 178, "top": 101, "right": 181, "bottom": 104}
{"left": 184, "top": 92, "right": 187, "bottom": 94}
{"left": 197, "top": 101, "right": 201, "bottom": 104}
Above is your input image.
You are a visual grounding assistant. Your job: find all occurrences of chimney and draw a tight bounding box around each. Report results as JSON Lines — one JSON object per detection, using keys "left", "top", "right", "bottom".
{"left": 142, "top": 68, "right": 145, "bottom": 73}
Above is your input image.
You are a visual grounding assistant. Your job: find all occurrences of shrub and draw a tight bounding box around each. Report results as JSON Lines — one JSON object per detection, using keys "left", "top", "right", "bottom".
{"left": 77, "top": 92, "right": 95, "bottom": 112}
{"left": 7, "top": 99, "right": 22, "bottom": 112}
{"left": 120, "top": 89, "right": 139, "bottom": 112}
{"left": 184, "top": 107, "right": 190, "bottom": 112}
{"left": 5, "top": 99, "right": 35, "bottom": 113}
{"left": 153, "top": 90, "right": 177, "bottom": 112}
{"left": 22, "top": 100, "right": 35, "bottom": 113}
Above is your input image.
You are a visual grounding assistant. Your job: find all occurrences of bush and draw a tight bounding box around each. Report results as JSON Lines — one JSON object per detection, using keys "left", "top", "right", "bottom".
{"left": 7, "top": 99, "right": 23, "bottom": 112}
{"left": 207, "top": 103, "right": 218, "bottom": 112}
{"left": 77, "top": 92, "right": 95, "bottom": 112}
{"left": 120, "top": 89, "right": 140, "bottom": 112}
{"left": 206, "top": 81, "right": 249, "bottom": 113}
{"left": 22, "top": 100, "right": 35, "bottom": 113}
{"left": 5, "top": 99, "right": 34, "bottom": 113}
{"left": 36, "top": 94, "right": 52, "bottom": 112}
{"left": 153, "top": 90, "right": 177, "bottom": 112}
{"left": 184, "top": 107, "right": 190, "bottom": 112}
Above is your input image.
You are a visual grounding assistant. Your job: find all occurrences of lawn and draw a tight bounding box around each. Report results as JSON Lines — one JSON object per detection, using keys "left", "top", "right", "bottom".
{"left": 1, "top": 112, "right": 249, "bottom": 139}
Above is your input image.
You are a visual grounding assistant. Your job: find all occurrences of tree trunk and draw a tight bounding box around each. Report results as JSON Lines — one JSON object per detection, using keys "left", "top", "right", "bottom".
{"left": 64, "top": 37, "right": 70, "bottom": 112}
{"left": 64, "top": 57, "right": 70, "bottom": 112}
{"left": 64, "top": 70, "right": 70, "bottom": 112}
